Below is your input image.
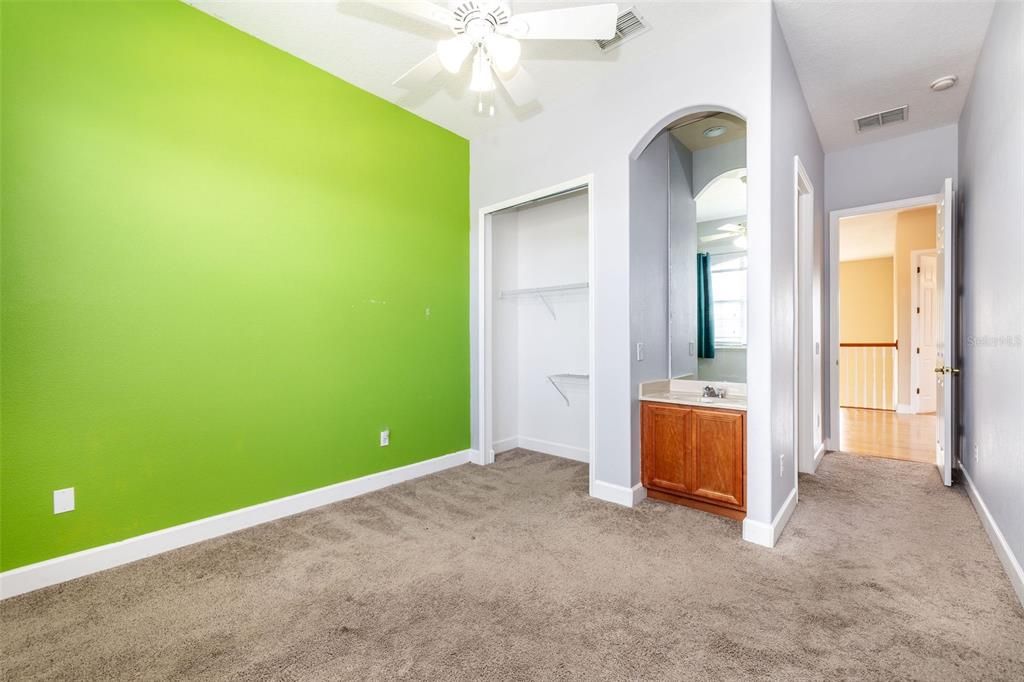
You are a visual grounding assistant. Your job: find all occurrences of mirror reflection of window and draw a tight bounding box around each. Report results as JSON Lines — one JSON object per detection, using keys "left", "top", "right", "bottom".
{"left": 710, "top": 253, "right": 747, "bottom": 347}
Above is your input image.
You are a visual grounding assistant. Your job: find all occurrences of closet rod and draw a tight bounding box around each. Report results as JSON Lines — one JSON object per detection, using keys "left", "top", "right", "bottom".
{"left": 490, "top": 185, "right": 587, "bottom": 214}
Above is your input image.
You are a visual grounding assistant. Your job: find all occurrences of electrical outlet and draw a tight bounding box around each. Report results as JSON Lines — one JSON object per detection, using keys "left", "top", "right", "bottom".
{"left": 779, "top": 453, "right": 785, "bottom": 477}
{"left": 974, "top": 444, "right": 979, "bottom": 463}
{"left": 53, "top": 488, "right": 75, "bottom": 514}
{"left": 380, "top": 429, "right": 390, "bottom": 447}
{"left": 636, "top": 342, "right": 645, "bottom": 362}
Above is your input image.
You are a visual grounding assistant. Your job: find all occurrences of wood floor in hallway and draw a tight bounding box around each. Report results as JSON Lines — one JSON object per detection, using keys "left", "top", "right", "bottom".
{"left": 839, "top": 406, "right": 936, "bottom": 463}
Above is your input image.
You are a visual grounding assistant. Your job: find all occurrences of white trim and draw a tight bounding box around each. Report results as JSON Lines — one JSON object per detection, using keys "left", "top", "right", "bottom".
{"left": 742, "top": 486, "right": 798, "bottom": 548}
{"left": 810, "top": 442, "right": 825, "bottom": 473}
{"left": 589, "top": 480, "right": 647, "bottom": 507}
{"left": 490, "top": 435, "right": 590, "bottom": 464}
{"left": 895, "top": 403, "right": 915, "bottom": 415}
{"left": 477, "top": 176, "right": 597, "bottom": 489}
{"left": 827, "top": 193, "right": 943, "bottom": 451}
{"left": 492, "top": 436, "right": 519, "bottom": 454}
{"left": 0, "top": 449, "right": 475, "bottom": 600}
{"left": 516, "top": 437, "right": 589, "bottom": 463}
{"left": 961, "top": 463, "right": 1024, "bottom": 607}
{"left": 794, "top": 156, "right": 817, "bottom": 480}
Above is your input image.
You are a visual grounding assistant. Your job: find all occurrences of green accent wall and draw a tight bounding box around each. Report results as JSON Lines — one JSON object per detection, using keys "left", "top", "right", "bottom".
{"left": 0, "top": 1, "right": 470, "bottom": 571}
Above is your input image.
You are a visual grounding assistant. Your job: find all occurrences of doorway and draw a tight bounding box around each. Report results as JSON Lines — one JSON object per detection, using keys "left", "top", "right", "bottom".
{"left": 827, "top": 188, "right": 955, "bottom": 477}
{"left": 477, "top": 177, "right": 595, "bottom": 486}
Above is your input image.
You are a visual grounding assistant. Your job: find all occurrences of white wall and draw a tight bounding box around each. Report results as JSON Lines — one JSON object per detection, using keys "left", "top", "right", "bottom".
{"left": 825, "top": 124, "right": 958, "bottom": 213}
{"left": 669, "top": 135, "right": 698, "bottom": 380}
{"left": 630, "top": 131, "right": 671, "bottom": 469}
{"left": 770, "top": 7, "right": 825, "bottom": 515}
{"left": 956, "top": 0, "right": 1024, "bottom": 604}
{"left": 469, "top": 2, "right": 774, "bottom": 521}
{"left": 492, "top": 193, "right": 590, "bottom": 460}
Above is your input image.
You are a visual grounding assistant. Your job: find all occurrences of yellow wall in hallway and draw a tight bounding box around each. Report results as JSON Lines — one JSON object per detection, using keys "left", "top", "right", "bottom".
{"left": 839, "top": 257, "right": 895, "bottom": 343}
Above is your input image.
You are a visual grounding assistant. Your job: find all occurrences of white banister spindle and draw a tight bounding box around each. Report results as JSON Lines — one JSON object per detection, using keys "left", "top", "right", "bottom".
{"left": 839, "top": 344, "right": 896, "bottom": 411}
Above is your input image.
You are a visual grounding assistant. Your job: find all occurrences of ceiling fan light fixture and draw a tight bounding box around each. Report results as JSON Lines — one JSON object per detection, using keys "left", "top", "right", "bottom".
{"left": 438, "top": 37, "right": 473, "bottom": 74}
{"left": 485, "top": 34, "right": 521, "bottom": 73}
{"left": 469, "top": 49, "right": 496, "bottom": 92}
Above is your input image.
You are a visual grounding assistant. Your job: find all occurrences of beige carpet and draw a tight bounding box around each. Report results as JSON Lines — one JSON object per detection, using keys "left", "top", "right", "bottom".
{"left": 2, "top": 450, "right": 1023, "bottom": 680}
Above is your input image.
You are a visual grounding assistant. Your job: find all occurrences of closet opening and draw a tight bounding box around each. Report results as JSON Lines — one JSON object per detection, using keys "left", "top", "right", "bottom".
{"left": 477, "top": 177, "right": 595, "bottom": 486}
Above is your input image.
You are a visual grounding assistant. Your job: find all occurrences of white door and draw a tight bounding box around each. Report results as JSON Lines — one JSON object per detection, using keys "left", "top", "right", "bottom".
{"left": 916, "top": 253, "right": 938, "bottom": 413}
{"left": 934, "top": 178, "right": 957, "bottom": 486}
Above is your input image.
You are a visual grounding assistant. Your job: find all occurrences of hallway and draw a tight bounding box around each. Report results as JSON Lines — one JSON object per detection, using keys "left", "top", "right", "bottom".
{"left": 840, "top": 406, "right": 937, "bottom": 464}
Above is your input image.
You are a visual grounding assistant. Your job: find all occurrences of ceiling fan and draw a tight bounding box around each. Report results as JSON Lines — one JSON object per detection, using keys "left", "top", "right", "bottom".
{"left": 701, "top": 223, "right": 747, "bottom": 248}
{"left": 372, "top": 1, "right": 619, "bottom": 114}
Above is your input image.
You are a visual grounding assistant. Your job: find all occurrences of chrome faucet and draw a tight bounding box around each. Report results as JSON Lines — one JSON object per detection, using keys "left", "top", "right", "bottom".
{"left": 703, "top": 385, "right": 725, "bottom": 398}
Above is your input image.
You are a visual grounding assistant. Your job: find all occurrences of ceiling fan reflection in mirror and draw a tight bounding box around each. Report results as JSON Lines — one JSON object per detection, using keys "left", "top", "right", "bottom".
{"left": 701, "top": 223, "right": 747, "bottom": 249}
{"left": 371, "top": 1, "right": 618, "bottom": 115}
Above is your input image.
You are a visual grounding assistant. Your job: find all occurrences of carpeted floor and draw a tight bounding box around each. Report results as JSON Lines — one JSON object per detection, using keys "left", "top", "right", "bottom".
{"left": 2, "top": 450, "right": 1023, "bottom": 680}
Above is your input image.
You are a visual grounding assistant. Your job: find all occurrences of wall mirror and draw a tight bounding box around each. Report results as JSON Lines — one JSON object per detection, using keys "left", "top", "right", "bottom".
{"left": 667, "top": 112, "right": 747, "bottom": 383}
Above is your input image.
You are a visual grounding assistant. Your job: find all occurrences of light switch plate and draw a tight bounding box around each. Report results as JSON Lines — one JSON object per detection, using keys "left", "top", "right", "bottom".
{"left": 380, "top": 430, "right": 390, "bottom": 447}
{"left": 53, "top": 487, "right": 75, "bottom": 514}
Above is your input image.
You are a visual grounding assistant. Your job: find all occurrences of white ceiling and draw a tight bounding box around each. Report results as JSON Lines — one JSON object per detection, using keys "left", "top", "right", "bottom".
{"left": 839, "top": 210, "right": 898, "bottom": 262}
{"left": 188, "top": 0, "right": 648, "bottom": 140}
{"left": 775, "top": 1, "right": 995, "bottom": 152}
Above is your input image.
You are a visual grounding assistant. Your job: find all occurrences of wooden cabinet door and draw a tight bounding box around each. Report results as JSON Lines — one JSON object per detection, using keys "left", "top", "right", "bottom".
{"left": 641, "top": 402, "right": 693, "bottom": 495}
{"left": 691, "top": 409, "right": 744, "bottom": 508}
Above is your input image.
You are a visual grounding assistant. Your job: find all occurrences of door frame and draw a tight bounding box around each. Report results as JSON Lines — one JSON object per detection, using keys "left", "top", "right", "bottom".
{"left": 909, "top": 248, "right": 939, "bottom": 414}
{"left": 826, "top": 192, "right": 943, "bottom": 452}
{"left": 476, "top": 175, "right": 596, "bottom": 486}
{"left": 793, "top": 156, "right": 821, "bottom": 480}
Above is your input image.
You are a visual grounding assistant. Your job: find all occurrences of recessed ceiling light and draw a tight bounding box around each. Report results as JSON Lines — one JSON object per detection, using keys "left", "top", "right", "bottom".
{"left": 703, "top": 126, "right": 727, "bottom": 138}
{"left": 930, "top": 75, "right": 958, "bottom": 92}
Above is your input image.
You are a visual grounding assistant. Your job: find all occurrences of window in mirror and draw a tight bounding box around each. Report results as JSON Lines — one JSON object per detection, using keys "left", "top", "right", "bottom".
{"left": 710, "top": 254, "right": 747, "bottom": 347}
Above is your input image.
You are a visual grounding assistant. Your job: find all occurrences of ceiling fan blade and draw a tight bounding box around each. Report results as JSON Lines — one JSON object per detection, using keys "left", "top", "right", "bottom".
{"left": 503, "top": 4, "right": 618, "bottom": 40}
{"left": 366, "top": 1, "right": 456, "bottom": 30}
{"left": 393, "top": 53, "right": 444, "bottom": 89}
{"left": 495, "top": 64, "right": 537, "bottom": 107}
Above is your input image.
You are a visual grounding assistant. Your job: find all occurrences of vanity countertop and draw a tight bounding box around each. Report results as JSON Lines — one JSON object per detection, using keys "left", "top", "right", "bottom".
{"left": 639, "top": 379, "right": 747, "bottom": 412}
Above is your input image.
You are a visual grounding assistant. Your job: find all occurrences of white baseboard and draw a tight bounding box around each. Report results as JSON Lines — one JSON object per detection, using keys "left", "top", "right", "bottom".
{"left": 811, "top": 442, "right": 826, "bottom": 472}
{"left": 960, "top": 463, "right": 1024, "bottom": 607}
{"left": 492, "top": 436, "right": 519, "bottom": 454}
{"left": 491, "top": 435, "right": 590, "bottom": 464}
{"left": 590, "top": 479, "right": 646, "bottom": 507}
{"left": 516, "top": 436, "right": 589, "bottom": 463}
{"left": 0, "top": 449, "right": 475, "bottom": 600}
{"left": 896, "top": 403, "right": 915, "bottom": 414}
{"left": 742, "top": 486, "right": 798, "bottom": 548}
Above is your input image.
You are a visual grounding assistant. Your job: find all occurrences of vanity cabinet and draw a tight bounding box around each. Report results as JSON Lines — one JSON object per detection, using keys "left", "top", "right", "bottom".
{"left": 641, "top": 401, "right": 745, "bottom": 520}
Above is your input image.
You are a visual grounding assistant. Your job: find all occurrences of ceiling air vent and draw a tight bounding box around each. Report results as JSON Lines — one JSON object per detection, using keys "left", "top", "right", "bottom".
{"left": 596, "top": 7, "right": 649, "bottom": 51}
{"left": 855, "top": 105, "right": 909, "bottom": 133}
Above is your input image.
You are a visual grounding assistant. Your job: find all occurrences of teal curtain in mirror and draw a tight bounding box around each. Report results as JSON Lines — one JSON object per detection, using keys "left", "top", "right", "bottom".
{"left": 697, "top": 252, "right": 715, "bottom": 359}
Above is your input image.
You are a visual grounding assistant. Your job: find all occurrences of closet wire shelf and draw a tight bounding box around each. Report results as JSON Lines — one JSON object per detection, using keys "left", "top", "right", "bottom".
{"left": 547, "top": 373, "right": 589, "bottom": 406}
{"left": 498, "top": 282, "right": 588, "bottom": 320}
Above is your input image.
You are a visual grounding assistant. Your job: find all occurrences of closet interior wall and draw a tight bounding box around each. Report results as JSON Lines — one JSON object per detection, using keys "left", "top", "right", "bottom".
{"left": 492, "top": 191, "right": 590, "bottom": 463}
